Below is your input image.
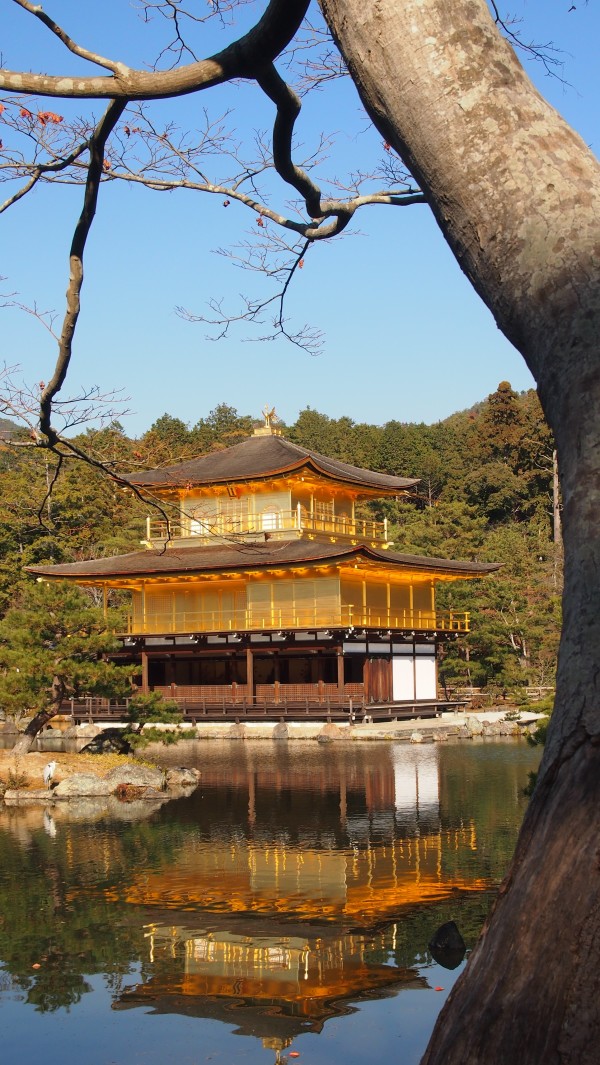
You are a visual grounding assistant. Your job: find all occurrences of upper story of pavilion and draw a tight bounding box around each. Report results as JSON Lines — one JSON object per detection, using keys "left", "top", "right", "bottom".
{"left": 28, "top": 418, "right": 499, "bottom": 640}
{"left": 125, "top": 422, "right": 419, "bottom": 551}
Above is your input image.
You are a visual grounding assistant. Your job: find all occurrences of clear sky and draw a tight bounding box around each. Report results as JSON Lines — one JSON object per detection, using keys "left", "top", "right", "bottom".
{"left": 1, "top": 1, "right": 599, "bottom": 436}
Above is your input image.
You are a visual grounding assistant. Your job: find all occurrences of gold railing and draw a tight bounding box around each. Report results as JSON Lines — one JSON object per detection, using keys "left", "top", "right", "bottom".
{"left": 146, "top": 509, "right": 388, "bottom": 543}
{"left": 124, "top": 606, "right": 469, "bottom": 635}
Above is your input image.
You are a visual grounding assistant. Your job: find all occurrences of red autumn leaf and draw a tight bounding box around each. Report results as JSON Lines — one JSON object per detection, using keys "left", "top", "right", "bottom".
{"left": 20, "top": 108, "right": 32, "bottom": 119}
{"left": 0, "top": 103, "right": 5, "bottom": 116}
{"left": 298, "top": 259, "right": 304, "bottom": 269}
{"left": 435, "top": 986, "right": 445, "bottom": 991}
{"left": 223, "top": 200, "right": 230, "bottom": 207}
{"left": 123, "top": 126, "right": 131, "bottom": 137}
{"left": 37, "top": 110, "right": 62, "bottom": 123}
{"left": 257, "top": 217, "right": 264, "bottom": 227}
{"left": 37, "top": 111, "right": 63, "bottom": 125}
{"left": 383, "top": 141, "right": 391, "bottom": 151}
{"left": 103, "top": 158, "right": 111, "bottom": 171}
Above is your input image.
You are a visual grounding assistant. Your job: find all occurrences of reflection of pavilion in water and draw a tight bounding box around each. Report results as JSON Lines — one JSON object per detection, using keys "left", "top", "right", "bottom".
{"left": 116, "top": 914, "right": 428, "bottom": 1047}
{"left": 112, "top": 746, "right": 487, "bottom": 1051}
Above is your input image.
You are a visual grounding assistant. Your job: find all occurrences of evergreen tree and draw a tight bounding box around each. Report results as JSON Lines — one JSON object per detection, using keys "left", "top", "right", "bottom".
{"left": 135, "top": 413, "right": 195, "bottom": 467}
{"left": 0, "top": 581, "right": 132, "bottom": 753}
{"left": 191, "top": 404, "right": 254, "bottom": 452}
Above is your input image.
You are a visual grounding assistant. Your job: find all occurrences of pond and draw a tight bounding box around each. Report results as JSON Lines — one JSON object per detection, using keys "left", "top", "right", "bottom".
{"left": 0, "top": 738, "right": 540, "bottom": 1065}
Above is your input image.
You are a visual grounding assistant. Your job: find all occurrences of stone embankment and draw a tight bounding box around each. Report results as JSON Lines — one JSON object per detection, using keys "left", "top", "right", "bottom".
{"left": 145, "top": 709, "right": 543, "bottom": 743}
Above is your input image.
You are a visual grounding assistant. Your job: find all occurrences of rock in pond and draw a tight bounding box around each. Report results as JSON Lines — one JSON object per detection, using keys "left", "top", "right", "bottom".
{"left": 104, "top": 762, "right": 165, "bottom": 791}
{"left": 54, "top": 773, "right": 112, "bottom": 798}
{"left": 165, "top": 767, "right": 201, "bottom": 789}
{"left": 466, "top": 715, "right": 484, "bottom": 736}
{"left": 428, "top": 920, "right": 466, "bottom": 970}
{"left": 80, "top": 729, "right": 133, "bottom": 755}
{"left": 317, "top": 723, "right": 343, "bottom": 743}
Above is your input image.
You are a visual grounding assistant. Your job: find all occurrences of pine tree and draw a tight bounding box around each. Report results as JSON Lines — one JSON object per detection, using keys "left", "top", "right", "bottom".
{"left": 0, "top": 581, "right": 132, "bottom": 753}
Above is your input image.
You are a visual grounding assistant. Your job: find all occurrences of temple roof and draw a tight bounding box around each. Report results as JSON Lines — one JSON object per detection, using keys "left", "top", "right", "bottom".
{"left": 28, "top": 540, "right": 499, "bottom": 583}
{"left": 124, "top": 433, "right": 419, "bottom": 493}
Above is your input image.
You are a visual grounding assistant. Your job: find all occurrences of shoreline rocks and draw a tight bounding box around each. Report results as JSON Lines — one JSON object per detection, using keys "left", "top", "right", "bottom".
{"left": 2, "top": 760, "right": 200, "bottom": 807}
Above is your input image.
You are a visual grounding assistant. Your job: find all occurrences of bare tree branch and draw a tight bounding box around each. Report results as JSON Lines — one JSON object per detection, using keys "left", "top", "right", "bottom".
{"left": 488, "top": 1, "right": 566, "bottom": 78}
{"left": 36, "top": 449, "right": 63, "bottom": 529}
{"left": 11, "top": 0, "right": 129, "bottom": 75}
{"left": 36, "top": 98, "right": 127, "bottom": 444}
{"left": 0, "top": 137, "right": 90, "bottom": 214}
{"left": 0, "top": 0, "right": 424, "bottom": 461}
{"left": 1, "top": 0, "right": 311, "bottom": 99}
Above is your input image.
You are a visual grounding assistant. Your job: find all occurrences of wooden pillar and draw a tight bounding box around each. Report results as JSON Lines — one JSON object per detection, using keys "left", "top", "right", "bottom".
{"left": 274, "top": 651, "right": 280, "bottom": 703}
{"left": 364, "top": 658, "right": 371, "bottom": 703}
{"left": 166, "top": 655, "right": 176, "bottom": 699}
{"left": 246, "top": 647, "right": 254, "bottom": 704}
{"left": 141, "top": 651, "right": 149, "bottom": 695}
{"left": 337, "top": 649, "right": 345, "bottom": 696}
{"left": 102, "top": 584, "right": 108, "bottom": 619}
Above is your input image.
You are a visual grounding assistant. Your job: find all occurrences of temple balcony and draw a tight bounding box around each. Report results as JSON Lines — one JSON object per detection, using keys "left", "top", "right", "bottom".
{"left": 123, "top": 606, "right": 470, "bottom": 636}
{"left": 144, "top": 509, "right": 389, "bottom": 547}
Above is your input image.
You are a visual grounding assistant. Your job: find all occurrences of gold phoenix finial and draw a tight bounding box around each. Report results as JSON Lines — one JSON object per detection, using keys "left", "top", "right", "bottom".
{"left": 262, "top": 404, "right": 278, "bottom": 428}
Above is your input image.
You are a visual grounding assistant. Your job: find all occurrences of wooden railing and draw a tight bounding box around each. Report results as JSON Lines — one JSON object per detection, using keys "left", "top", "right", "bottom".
{"left": 124, "top": 607, "right": 470, "bottom": 635}
{"left": 61, "top": 691, "right": 453, "bottom": 724}
{"left": 146, "top": 509, "right": 388, "bottom": 543}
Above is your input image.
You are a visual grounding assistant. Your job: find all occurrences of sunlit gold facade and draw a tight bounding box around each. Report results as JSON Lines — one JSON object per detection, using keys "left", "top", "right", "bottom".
{"left": 29, "top": 426, "right": 497, "bottom": 711}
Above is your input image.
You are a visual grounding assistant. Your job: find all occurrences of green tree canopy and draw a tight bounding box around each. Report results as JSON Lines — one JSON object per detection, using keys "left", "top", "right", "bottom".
{"left": 0, "top": 581, "right": 132, "bottom": 751}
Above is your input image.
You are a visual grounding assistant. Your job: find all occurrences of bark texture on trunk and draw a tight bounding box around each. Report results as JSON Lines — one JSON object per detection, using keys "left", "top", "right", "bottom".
{"left": 319, "top": 1, "right": 600, "bottom": 1060}
{"left": 422, "top": 735, "right": 600, "bottom": 1065}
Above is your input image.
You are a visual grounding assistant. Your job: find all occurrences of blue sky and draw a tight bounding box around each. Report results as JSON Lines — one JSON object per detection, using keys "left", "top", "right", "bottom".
{"left": 1, "top": 1, "right": 599, "bottom": 436}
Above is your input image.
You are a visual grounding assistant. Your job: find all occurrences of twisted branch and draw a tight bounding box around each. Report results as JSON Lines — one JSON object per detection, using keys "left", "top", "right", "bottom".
{"left": 38, "top": 99, "right": 126, "bottom": 443}
{"left": 1, "top": 0, "right": 311, "bottom": 99}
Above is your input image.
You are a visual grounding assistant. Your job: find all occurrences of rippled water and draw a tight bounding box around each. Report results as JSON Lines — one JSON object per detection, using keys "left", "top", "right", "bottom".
{"left": 0, "top": 739, "right": 540, "bottom": 1065}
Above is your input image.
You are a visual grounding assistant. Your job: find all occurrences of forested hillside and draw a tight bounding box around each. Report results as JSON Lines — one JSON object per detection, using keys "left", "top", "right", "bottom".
{"left": 0, "top": 382, "right": 560, "bottom": 694}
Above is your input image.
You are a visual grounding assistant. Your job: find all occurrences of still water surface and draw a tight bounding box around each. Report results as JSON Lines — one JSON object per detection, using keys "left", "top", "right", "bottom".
{"left": 0, "top": 739, "right": 540, "bottom": 1065}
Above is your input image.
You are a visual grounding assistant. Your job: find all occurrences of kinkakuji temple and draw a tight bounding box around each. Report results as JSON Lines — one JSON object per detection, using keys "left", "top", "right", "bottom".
{"left": 30, "top": 413, "right": 498, "bottom": 720}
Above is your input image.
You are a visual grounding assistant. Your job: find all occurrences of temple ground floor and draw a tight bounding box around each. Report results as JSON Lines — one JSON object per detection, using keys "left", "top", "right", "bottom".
{"left": 100, "top": 628, "right": 462, "bottom": 721}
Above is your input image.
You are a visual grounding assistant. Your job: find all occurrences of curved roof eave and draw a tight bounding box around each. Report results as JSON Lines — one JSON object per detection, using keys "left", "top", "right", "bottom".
{"left": 127, "top": 457, "right": 417, "bottom": 493}
{"left": 26, "top": 540, "right": 500, "bottom": 583}
{"left": 124, "top": 434, "right": 419, "bottom": 494}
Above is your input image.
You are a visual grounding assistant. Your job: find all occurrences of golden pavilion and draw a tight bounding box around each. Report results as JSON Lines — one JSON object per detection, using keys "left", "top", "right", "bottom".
{"left": 29, "top": 414, "right": 497, "bottom": 718}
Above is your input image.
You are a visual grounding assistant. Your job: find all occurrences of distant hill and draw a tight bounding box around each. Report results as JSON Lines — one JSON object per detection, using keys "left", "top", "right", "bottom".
{"left": 0, "top": 417, "right": 21, "bottom": 440}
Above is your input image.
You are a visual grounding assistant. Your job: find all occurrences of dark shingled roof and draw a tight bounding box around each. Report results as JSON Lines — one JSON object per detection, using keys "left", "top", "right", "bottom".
{"left": 124, "top": 433, "right": 419, "bottom": 493}
{"left": 28, "top": 540, "right": 500, "bottom": 582}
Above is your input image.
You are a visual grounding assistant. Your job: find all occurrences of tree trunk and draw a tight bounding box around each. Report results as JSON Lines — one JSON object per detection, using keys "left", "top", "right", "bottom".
{"left": 12, "top": 676, "right": 65, "bottom": 755}
{"left": 320, "top": 0, "right": 600, "bottom": 1060}
{"left": 553, "top": 450, "right": 562, "bottom": 547}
